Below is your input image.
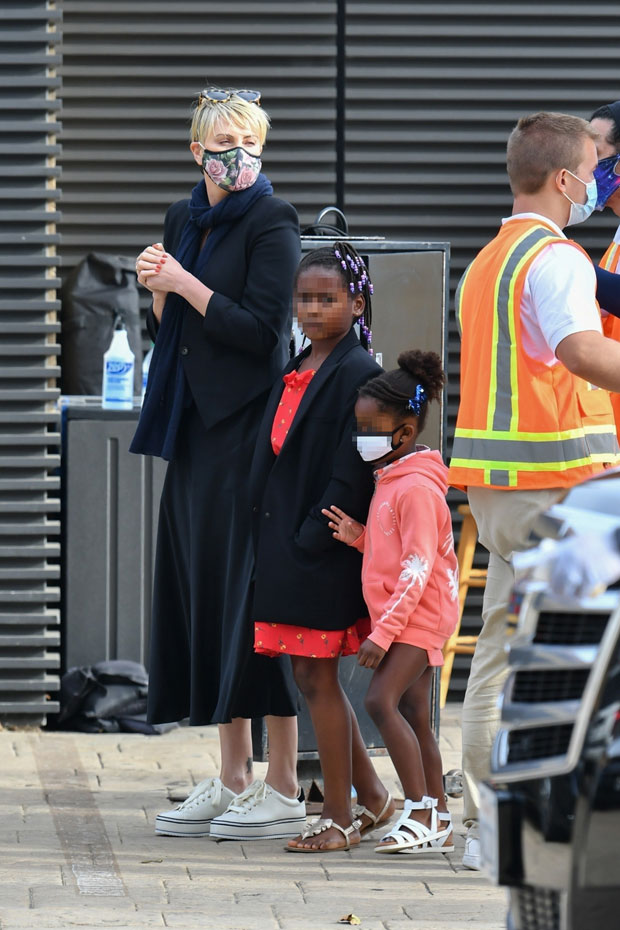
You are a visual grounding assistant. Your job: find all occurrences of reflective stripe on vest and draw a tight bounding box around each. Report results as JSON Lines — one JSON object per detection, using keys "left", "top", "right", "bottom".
{"left": 454, "top": 263, "right": 473, "bottom": 338}
{"left": 601, "top": 241, "right": 620, "bottom": 273}
{"left": 450, "top": 428, "right": 614, "bottom": 488}
{"left": 487, "top": 225, "right": 556, "bottom": 433}
{"left": 600, "top": 240, "right": 620, "bottom": 444}
{"left": 451, "top": 223, "right": 620, "bottom": 488}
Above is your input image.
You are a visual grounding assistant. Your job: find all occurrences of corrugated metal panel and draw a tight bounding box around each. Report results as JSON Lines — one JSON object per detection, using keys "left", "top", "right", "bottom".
{"left": 0, "top": 1, "right": 62, "bottom": 721}
{"left": 55, "top": 1, "right": 620, "bottom": 702}
{"left": 345, "top": 0, "right": 620, "bottom": 699}
{"left": 59, "top": 1, "right": 338, "bottom": 274}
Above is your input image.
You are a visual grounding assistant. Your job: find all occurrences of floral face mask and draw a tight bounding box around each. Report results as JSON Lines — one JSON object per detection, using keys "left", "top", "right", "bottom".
{"left": 199, "top": 145, "right": 262, "bottom": 192}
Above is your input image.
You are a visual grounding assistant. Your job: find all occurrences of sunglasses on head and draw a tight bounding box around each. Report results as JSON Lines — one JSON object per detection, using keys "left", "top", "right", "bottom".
{"left": 198, "top": 87, "right": 261, "bottom": 107}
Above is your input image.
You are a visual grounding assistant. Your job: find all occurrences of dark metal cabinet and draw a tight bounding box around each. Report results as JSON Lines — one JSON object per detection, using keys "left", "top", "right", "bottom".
{"left": 61, "top": 403, "right": 166, "bottom": 671}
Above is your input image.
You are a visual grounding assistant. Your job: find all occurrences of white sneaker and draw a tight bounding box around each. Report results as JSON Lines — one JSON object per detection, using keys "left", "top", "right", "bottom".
{"left": 210, "top": 780, "right": 306, "bottom": 840}
{"left": 462, "top": 834, "right": 481, "bottom": 870}
{"left": 155, "top": 777, "right": 235, "bottom": 837}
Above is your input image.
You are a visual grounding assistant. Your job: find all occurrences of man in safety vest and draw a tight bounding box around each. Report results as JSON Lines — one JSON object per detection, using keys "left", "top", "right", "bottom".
{"left": 448, "top": 111, "right": 620, "bottom": 871}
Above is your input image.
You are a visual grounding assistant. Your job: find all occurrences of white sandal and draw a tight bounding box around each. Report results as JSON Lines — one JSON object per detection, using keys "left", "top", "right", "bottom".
{"left": 374, "top": 796, "right": 448, "bottom": 854}
{"left": 401, "top": 808, "right": 455, "bottom": 854}
{"left": 286, "top": 816, "right": 362, "bottom": 853}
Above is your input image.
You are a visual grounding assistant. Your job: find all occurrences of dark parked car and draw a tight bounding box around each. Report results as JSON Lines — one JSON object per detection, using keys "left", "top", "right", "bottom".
{"left": 479, "top": 471, "right": 620, "bottom": 930}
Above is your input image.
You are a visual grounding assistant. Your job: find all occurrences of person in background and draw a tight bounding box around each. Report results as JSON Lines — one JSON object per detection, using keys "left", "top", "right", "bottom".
{"left": 130, "top": 87, "right": 302, "bottom": 837}
{"left": 591, "top": 102, "right": 620, "bottom": 441}
{"left": 448, "top": 112, "right": 620, "bottom": 871}
{"left": 225, "top": 244, "right": 393, "bottom": 853}
{"left": 325, "top": 351, "right": 459, "bottom": 856}
{"left": 558, "top": 103, "right": 620, "bottom": 337}
{"left": 590, "top": 102, "right": 620, "bottom": 160}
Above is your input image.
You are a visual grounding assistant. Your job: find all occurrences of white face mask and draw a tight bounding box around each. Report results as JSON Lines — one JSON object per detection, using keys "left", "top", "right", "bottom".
{"left": 562, "top": 169, "right": 597, "bottom": 226}
{"left": 355, "top": 425, "right": 407, "bottom": 464}
{"left": 356, "top": 434, "right": 394, "bottom": 463}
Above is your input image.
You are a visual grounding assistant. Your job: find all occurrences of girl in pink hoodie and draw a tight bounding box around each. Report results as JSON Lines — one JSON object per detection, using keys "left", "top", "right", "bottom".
{"left": 323, "top": 350, "right": 459, "bottom": 855}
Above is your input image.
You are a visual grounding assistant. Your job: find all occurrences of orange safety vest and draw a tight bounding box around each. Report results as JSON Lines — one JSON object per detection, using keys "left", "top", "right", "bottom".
{"left": 600, "top": 239, "right": 620, "bottom": 443}
{"left": 448, "top": 218, "right": 620, "bottom": 491}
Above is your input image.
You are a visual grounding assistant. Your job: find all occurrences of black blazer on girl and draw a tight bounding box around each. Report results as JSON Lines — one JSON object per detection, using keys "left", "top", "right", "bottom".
{"left": 250, "top": 328, "right": 383, "bottom": 631}
{"left": 148, "top": 195, "right": 300, "bottom": 433}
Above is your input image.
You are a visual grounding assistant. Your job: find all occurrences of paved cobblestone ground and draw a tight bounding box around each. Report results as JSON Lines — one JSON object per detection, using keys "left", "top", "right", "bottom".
{"left": 0, "top": 706, "right": 507, "bottom": 930}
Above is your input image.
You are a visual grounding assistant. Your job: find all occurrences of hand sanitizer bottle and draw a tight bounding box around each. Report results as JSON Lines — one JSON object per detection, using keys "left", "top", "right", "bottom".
{"left": 102, "top": 324, "right": 135, "bottom": 410}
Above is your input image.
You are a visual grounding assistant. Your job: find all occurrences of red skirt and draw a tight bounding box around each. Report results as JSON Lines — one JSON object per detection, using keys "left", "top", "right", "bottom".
{"left": 254, "top": 618, "right": 371, "bottom": 659}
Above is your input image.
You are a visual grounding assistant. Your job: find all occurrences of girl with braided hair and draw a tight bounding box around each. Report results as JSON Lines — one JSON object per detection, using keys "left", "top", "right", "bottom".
{"left": 323, "top": 350, "right": 459, "bottom": 856}
{"left": 229, "top": 243, "right": 396, "bottom": 852}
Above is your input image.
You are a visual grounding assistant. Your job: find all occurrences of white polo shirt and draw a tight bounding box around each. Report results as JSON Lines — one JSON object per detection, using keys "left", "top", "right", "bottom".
{"left": 502, "top": 212, "right": 601, "bottom": 366}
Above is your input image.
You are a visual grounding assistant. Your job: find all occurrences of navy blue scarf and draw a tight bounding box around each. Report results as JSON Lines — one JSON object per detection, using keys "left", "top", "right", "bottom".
{"left": 130, "top": 173, "right": 273, "bottom": 459}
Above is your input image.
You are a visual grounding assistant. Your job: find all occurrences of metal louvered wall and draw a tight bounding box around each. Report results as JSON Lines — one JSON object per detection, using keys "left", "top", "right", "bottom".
{"left": 55, "top": 1, "right": 620, "bottom": 702}
{"left": 59, "top": 0, "right": 338, "bottom": 270}
{"left": 0, "top": 2, "right": 61, "bottom": 722}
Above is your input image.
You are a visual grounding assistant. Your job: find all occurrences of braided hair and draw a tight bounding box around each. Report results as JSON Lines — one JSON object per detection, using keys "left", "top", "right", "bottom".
{"left": 294, "top": 242, "right": 374, "bottom": 353}
{"left": 359, "top": 350, "right": 445, "bottom": 435}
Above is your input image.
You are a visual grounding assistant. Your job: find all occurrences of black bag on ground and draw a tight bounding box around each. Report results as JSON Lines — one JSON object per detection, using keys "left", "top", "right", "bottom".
{"left": 61, "top": 252, "right": 143, "bottom": 395}
{"left": 48, "top": 660, "right": 174, "bottom": 735}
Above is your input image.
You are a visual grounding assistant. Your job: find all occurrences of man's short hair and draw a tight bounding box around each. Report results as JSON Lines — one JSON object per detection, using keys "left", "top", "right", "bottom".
{"left": 506, "top": 112, "right": 598, "bottom": 195}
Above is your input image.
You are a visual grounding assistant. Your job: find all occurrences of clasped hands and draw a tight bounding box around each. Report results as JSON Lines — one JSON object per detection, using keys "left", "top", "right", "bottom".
{"left": 135, "top": 242, "right": 186, "bottom": 294}
{"left": 322, "top": 504, "right": 386, "bottom": 669}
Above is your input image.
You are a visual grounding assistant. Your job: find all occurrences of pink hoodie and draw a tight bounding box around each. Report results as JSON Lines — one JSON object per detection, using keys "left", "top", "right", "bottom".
{"left": 352, "top": 447, "right": 459, "bottom": 664}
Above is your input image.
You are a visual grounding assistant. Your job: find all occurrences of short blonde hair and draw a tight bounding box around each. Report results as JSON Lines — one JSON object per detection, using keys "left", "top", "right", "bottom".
{"left": 190, "top": 91, "right": 270, "bottom": 146}
{"left": 507, "top": 112, "right": 598, "bottom": 195}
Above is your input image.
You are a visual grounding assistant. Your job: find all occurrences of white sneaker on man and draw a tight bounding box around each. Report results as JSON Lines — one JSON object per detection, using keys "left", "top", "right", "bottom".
{"left": 462, "top": 833, "right": 481, "bottom": 870}
{"left": 155, "top": 776, "right": 235, "bottom": 837}
{"left": 210, "top": 780, "right": 306, "bottom": 840}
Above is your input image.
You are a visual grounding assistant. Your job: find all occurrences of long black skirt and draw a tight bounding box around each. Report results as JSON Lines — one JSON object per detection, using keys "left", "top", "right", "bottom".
{"left": 147, "top": 398, "right": 298, "bottom": 725}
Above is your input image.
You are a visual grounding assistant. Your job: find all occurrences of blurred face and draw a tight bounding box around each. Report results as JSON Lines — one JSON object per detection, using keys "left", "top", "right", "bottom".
{"left": 355, "top": 395, "right": 397, "bottom": 435}
{"left": 354, "top": 395, "right": 417, "bottom": 466}
{"left": 296, "top": 267, "right": 363, "bottom": 343}
{"left": 591, "top": 117, "right": 618, "bottom": 159}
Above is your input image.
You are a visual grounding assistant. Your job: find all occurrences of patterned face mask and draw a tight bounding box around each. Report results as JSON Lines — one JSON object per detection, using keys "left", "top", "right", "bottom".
{"left": 594, "top": 154, "right": 620, "bottom": 211}
{"left": 199, "top": 145, "right": 262, "bottom": 192}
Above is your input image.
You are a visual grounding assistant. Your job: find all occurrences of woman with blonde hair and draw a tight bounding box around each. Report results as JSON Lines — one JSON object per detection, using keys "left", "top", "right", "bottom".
{"left": 131, "top": 88, "right": 303, "bottom": 839}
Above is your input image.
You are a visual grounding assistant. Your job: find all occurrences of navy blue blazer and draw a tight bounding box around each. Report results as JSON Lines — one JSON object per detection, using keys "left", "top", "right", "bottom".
{"left": 250, "top": 328, "right": 383, "bottom": 630}
{"left": 148, "top": 195, "right": 300, "bottom": 433}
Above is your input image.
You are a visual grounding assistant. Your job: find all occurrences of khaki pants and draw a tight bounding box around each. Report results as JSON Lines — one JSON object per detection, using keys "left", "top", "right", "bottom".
{"left": 462, "top": 485, "right": 564, "bottom": 833}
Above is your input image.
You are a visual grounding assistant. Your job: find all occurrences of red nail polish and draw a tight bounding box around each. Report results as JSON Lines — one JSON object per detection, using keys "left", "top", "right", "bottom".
{"left": 155, "top": 265, "right": 161, "bottom": 272}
